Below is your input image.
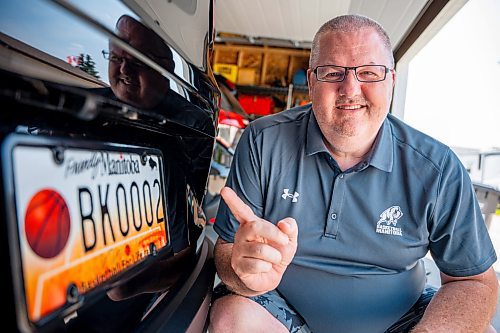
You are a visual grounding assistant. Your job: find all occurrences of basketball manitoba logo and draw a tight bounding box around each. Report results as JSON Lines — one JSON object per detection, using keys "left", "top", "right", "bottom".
{"left": 375, "top": 206, "right": 403, "bottom": 236}
{"left": 24, "top": 189, "right": 71, "bottom": 258}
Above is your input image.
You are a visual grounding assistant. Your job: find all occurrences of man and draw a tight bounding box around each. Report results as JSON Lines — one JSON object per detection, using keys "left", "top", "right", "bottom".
{"left": 106, "top": 14, "right": 174, "bottom": 110}
{"left": 209, "top": 15, "right": 498, "bottom": 333}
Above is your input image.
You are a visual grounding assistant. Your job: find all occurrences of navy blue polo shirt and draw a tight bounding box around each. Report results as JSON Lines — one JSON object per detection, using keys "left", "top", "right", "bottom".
{"left": 214, "top": 104, "right": 497, "bottom": 333}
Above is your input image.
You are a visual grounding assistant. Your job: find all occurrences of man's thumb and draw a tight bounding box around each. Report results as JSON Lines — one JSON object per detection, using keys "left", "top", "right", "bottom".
{"left": 277, "top": 217, "right": 298, "bottom": 243}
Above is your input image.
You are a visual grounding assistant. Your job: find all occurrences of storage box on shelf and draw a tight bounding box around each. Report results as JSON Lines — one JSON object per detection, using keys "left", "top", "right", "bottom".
{"left": 213, "top": 63, "right": 238, "bottom": 83}
{"left": 237, "top": 68, "right": 257, "bottom": 85}
{"left": 238, "top": 95, "right": 275, "bottom": 116}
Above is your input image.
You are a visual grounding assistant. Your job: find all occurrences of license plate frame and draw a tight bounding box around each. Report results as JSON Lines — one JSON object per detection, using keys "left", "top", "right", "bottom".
{"left": 2, "top": 134, "right": 170, "bottom": 330}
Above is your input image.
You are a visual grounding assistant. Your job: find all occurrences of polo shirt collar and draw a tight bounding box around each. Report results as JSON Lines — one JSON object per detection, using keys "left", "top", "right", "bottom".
{"left": 368, "top": 117, "right": 393, "bottom": 172}
{"left": 306, "top": 108, "right": 393, "bottom": 172}
{"left": 306, "top": 108, "right": 330, "bottom": 156}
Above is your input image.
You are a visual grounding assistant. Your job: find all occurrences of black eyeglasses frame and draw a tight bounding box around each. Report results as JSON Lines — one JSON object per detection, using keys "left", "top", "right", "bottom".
{"left": 313, "top": 64, "right": 393, "bottom": 83}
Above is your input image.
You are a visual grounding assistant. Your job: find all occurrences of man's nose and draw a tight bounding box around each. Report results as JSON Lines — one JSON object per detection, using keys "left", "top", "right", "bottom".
{"left": 119, "top": 58, "right": 134, "bottom": 73}
{"left": 338, "top": 69, "right": 362, "bottom": 96}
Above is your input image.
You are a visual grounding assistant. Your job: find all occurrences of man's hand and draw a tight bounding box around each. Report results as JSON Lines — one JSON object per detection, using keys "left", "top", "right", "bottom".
{"left": 221, "top": 187, "right": 298, "bottom": 293}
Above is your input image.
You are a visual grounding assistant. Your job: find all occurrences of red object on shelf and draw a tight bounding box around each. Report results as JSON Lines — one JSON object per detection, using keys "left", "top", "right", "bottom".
{"left": 238, "top": 95, "right": 275, "bottom": 116}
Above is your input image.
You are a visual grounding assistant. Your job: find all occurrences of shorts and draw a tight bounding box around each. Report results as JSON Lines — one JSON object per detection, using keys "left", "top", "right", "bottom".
{"left": 212, "top": 284, "right": 437, "bottom": 333}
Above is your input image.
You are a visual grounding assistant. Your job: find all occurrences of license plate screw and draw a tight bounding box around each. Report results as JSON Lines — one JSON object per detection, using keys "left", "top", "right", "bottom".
{"left": 149, "top": 243, "right": 157, "bottom": 256}
{"left": 66, "top": 283, "right": 80, "bottom": 304}
{"left": 52, "top": 147, "right": 65, "bottom": 165}
{"left": 141, "top": 153, "right": 148, "bottom": 165}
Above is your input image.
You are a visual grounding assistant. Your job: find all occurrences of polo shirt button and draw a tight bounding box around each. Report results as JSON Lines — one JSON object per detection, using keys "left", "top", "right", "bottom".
{"left": 331, "top": 213, "right": 337, "bottom": 219}
{"left": 339, "top": 174, "right": 344, "bottom": 179}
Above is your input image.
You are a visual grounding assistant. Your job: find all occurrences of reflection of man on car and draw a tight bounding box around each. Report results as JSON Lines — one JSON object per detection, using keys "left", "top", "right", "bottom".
{"left": 101, "top": 15, "right": 207, "bottom": 303}
{"left": 99, "top": 14, "right": 214, "bottom": 136}
{"left": 106, "top": 14, "right": 173, "bottom": 109}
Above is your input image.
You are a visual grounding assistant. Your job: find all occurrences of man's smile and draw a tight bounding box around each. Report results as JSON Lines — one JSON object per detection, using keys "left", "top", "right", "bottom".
{"left": 119, "top": 77, "right": 138, "bottom": 86}
{"left": 336, "top": 104, "right": 366, "bottom": 110}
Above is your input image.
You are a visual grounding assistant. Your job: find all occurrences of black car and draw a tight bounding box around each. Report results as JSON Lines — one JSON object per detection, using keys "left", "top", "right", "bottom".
{"left": 0, "top": 0, "right": 219, "bottom": 332}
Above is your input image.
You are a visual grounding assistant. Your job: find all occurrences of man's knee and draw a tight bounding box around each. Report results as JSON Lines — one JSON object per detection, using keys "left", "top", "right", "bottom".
{"left": 209, "top": 294, "right": 288, "bottom": 333}
{"left": 209, "top": 295, "right": 243, "bottom": 333}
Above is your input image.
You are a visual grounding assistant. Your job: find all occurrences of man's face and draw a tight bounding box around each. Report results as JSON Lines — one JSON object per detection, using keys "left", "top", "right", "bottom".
{"left": 307, "top": 28, "right": 395, "bottom": 149}
{"left": 108, "top": 17, "right": 170, "bottom": 109}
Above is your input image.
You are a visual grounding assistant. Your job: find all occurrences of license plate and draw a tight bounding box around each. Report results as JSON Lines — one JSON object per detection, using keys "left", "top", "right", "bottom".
{"left": 6, "top": 137, "right": 169, "bottom": 323}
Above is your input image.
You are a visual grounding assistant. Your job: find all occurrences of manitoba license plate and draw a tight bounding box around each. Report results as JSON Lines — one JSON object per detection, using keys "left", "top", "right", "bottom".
{"left": 6, "top": 137, "right": 169, "bottom": 323}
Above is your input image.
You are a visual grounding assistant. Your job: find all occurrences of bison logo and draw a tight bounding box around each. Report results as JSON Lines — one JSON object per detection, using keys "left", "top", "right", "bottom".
{"left": 377, "top": 206, "right": 403, "bottom": 227}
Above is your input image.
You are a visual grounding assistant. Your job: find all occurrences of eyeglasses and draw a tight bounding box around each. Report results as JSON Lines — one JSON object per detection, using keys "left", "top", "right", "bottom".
{"left": 313, "top": 65, "right": 392, "bottom": 83}
{"left": 102, "top": 50, "right": 148, "bottom": 69}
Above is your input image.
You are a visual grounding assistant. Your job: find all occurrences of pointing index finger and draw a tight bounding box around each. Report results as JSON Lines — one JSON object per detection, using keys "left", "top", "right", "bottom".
{"left": 220, "top": 187, "right": 256, "bottom": 224}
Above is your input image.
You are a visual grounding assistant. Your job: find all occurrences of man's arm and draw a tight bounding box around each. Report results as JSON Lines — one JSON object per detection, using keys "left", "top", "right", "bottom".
{"left": 412, "top": 267, "right": 498, "bottom": 333}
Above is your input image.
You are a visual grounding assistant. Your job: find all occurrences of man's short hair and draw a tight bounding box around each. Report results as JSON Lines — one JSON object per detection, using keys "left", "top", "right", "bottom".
{"left": 114, "top": 14, "right": 174, "bottom": 70}
{"left": 309, "top": 14, "right": 394, "bottom": 69}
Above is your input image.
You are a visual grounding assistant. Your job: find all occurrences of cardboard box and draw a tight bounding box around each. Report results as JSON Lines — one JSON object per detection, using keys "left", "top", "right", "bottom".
{"left": 237, "top": 68, "right": 257, "bottom": 85}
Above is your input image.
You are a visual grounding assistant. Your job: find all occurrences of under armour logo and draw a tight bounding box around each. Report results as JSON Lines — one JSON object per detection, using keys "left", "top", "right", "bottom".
{"left": 282, "top": 189, "right": 299, "bottom": 202}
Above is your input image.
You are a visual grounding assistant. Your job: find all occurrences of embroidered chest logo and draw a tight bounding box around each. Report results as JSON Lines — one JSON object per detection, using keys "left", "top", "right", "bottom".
{"left": 376, "top": 206, "right": 403, "bottom": 236}
{"left": 282, "top": 189, "right": 299, "bottom": 203}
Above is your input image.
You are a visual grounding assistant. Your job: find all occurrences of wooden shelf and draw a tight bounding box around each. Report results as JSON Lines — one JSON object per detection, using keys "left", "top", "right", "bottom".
{"left": 213, "top": 43, "right": 311, "bottom": 113}
{"left": 236, "top": 84, "right": 308, "bottom": 96}
{"left": 213, "top": 43, "right": 310, "bottom": 87}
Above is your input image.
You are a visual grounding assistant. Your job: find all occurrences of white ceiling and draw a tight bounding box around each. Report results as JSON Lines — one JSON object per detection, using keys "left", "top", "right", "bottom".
{"left": 215, "top": 0, "right": 430, "bottom": 50}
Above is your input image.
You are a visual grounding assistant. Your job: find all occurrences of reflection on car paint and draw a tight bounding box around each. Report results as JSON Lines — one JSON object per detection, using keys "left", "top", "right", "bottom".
{"left": 0, "top": 0, "right": 219, "bottom": 331}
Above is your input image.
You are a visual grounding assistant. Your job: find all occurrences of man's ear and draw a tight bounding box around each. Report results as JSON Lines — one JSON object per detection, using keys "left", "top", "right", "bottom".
{"left": 391, "top": 68, "right": 396, "bottom": 88}
{"left": 307, "top": 68, "right": 315, "bottom": 98}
